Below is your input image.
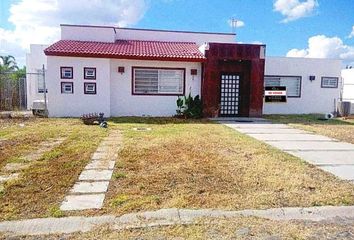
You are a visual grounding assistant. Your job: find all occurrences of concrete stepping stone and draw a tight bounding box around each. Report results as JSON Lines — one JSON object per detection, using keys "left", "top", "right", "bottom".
{"left": 79, "top": 170, "right": 113, "bottom": 181}
{"left": 3, "top": 163, "right": 29, "bottom": 172}
{"left": 70, "top": 181, "right": 109, "bottom": 194}
{"left": 85, "top": 160, "right": 115, "bottom": 170}
{"left": 60, "top": 194, "right": 105, "bottom": 211}
{"left": 95, "top": 146, "right": 111, "bottom": 152}
{"left": 0, "top": 173, "right": 19, "bottom": 183}
{"left": 91, "top": 152, "right": 109, "bottom": 160}
{"left": 23, "top": 153, "right": 42, "bottom": 162}
{"left": 61, "top": 130, "right": 121, "bottom": 211}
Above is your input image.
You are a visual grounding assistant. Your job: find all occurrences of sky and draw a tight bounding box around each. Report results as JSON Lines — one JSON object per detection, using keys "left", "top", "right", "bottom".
{"left": 0, "top": 0, "right": 354, "bottom": 67}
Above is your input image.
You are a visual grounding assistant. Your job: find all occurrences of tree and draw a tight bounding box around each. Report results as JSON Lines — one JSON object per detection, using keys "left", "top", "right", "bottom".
{"left": 0, "top": 55, "right": 19, "bottom": 73}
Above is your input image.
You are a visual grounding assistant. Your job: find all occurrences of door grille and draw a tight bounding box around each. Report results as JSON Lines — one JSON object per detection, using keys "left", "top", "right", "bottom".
{"left": 220, "top": 74, "right": 240, "bottom": 116}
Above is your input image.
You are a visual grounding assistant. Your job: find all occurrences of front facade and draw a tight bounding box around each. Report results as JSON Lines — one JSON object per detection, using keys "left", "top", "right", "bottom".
{"left": 26, "top": 24, "right": 343, "bottom": 117}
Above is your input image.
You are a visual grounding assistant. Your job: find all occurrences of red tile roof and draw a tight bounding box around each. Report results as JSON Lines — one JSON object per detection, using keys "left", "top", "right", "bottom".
{"left": 44, "top": 39, "right": 205, "bottom": 62}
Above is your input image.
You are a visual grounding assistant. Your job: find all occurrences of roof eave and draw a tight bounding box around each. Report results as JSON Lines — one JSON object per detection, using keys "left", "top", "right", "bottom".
{"left": 44, "top": 51, "right": 206, "bottom": 63}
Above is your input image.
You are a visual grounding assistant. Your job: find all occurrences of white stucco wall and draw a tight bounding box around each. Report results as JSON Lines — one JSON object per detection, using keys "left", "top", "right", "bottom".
{"left": 45, "top": 56, "right": 201, "bottom": 117}
{"left": 46, "top": 56, "right": 111, "bottom": 117}
{"left": 60, "top": 24, "right": 236, "bottom": 46}
{"left": 115, "top": 28, "right": 235, "bottom": 46}
{"left": 110, "top": 59, "right": 202, "bottom": 116}
{"left": 61, "top": 25, "right": 116, "bottom": 42}
{"left": 264, "top": 57, "right": 342, "bottom": 114}
{"left": 26, "top": 44, "right": 48, "bottom": 109}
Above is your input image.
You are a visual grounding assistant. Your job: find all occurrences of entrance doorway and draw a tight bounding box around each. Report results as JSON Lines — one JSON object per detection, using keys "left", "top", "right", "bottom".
{"left": 220, "top": 73, "right": 241, "bottom": 117}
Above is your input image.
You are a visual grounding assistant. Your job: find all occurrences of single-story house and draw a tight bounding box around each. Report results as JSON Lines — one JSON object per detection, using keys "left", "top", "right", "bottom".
{"left": 26, "top": 24, "right": 343, "bottom": 117}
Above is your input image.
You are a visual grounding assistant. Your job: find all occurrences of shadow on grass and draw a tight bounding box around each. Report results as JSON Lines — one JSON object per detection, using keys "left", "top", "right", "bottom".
{"left": 108, "top": 117, "right": 218, "bottom": 125}
{"left": 264, "top": 114, "right": 354, "bottom": 126}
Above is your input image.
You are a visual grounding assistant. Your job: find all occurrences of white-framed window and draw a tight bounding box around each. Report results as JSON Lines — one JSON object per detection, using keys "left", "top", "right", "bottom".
{"left": 133, "top": 67, "right": 184, "bottom": 95}
{"left": 264, "top": 76, "right": 302, "bottom": 97}
{"left": 84, "top": 82, "right": 96, "bottom": 94}
{"left": 84, "top": 67, "right": 96, "bottom": 80}
{"left": 60, "top": 67, "right": 73, "bottom": 79}
{"left": 61, "top": 82, "right": 73, "bottom": 94}
{"left": 321, "top": 77, "right": 338, "bottom": 88}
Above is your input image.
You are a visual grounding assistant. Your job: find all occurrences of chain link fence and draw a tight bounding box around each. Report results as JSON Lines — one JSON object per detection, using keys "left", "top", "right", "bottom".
{"left": 0, "top": 73, "right": 27, "bottom": 111}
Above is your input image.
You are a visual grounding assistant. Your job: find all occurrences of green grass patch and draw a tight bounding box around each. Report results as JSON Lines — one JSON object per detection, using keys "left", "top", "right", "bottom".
{"left": 113, "top": 172, "right": 127, "bottom": 179}
{"left": 48, "top": 206, "right": 65, "bottom": 218}
{"left": 110, "top": 194, "right": 130, "bottom": 207}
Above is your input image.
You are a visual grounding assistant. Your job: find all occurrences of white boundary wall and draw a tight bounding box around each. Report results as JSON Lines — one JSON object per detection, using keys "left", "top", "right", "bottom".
{"left": 60, "top": 25, "right": 235, "bottom": 46}
{"left": 342, "top": 69, "right": 354, "bottom": 102}
{"left": 264, "top": 57, "right": 342, "bottom": 114}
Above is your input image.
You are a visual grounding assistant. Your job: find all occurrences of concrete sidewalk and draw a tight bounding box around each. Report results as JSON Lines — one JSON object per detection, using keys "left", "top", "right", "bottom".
{"left": 220, "top": 121, "right": 354, "bottom": 182}
{"left": 1, "top": 206, "right": 354, "bottom": 236}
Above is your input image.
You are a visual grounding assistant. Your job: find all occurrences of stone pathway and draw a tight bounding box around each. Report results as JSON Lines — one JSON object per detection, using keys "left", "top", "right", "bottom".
{"left": 220, "top": 121, "right": 354, "bottom": 182}
{"left": 0, "top": 137, "right": 66, "bottom": 184}
{"left": 60, "top": 130, "right": 121, "bottom": 211}
{"left": 1, "top": 206, "right": 354, "bottom": 236}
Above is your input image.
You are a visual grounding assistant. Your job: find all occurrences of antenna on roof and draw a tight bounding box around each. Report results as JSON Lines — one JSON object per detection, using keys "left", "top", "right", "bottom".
{"left": 230, "top": 18, "right": 238, "bottom": 33}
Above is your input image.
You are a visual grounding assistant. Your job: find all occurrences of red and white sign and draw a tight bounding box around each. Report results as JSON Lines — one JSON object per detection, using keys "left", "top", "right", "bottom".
{"left": 264, "top": 90, "right": 286, "bottom": 96}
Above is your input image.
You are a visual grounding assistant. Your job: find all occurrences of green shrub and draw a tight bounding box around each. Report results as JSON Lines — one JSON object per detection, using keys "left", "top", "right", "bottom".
{"left": 176, "top": 93, "right": 203, "bottom": 119}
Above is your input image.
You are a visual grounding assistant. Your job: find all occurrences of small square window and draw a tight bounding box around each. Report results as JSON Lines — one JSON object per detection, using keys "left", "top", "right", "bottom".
{"left": 321, "top": 77, "right": 338, "bottom": 88}
{"left": 60, "top": 67, "right": 73, "bottom": 79}
{"left": 84, "top": 67, "right": 96, "bottom": 80}
{"left": 84, "top": 82, "right": 96, "bottom": 94}
{"left": 61, "top": 82, "right": 73, "bottom": 94}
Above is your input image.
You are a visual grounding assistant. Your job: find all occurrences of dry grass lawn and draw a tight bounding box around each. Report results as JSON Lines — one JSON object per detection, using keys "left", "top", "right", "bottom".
{"left": 99, "top": 117, "right": 354, "bottom": 217}
{"left": 1, "top": 117, "right": 354, "bottom": 222}
{"left": 0, "top": 118, "right": 107, "bottom": 221}
{"left": 265, "top": 114, "right": 354, "bottom": 144}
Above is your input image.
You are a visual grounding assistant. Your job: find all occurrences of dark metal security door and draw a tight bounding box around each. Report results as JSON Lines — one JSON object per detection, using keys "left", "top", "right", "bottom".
{"left": 220, "top": 73, "right": 240, "bottom": 116}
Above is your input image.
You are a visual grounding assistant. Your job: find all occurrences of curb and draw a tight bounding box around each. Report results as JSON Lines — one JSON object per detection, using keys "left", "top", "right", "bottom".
{"left": 1, "top": 206, "right": 354, "bottom": 236}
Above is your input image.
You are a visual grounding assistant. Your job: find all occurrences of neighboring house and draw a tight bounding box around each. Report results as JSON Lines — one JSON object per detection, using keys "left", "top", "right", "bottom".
{"left": 26, "top": 44, "right": 48, "bottom": 110}
{"left": 26, "top": 24, "right": 342, "bottom": 117}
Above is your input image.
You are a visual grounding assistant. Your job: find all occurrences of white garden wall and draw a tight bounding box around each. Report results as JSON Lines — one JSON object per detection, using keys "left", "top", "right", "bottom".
{"left": 342, "top": 69, "right": 354, "bottom": 103}
{"left": 264, "top": 57, "right": 342, "bottom": 114}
